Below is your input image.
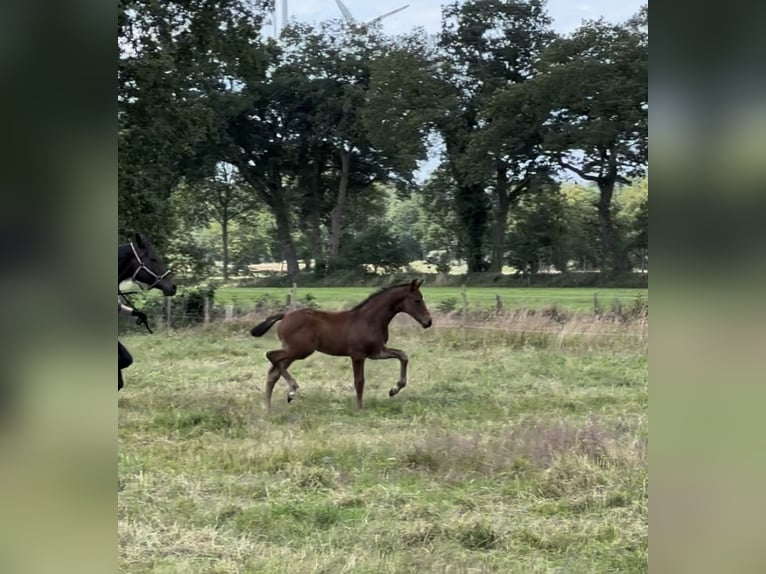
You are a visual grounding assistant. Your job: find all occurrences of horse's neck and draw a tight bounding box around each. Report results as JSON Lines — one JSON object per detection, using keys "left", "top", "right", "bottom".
{"left": 118, "top": 244, "right": 136, "bottom": 283}
{"left": 359, "top": 290, "right": 403, "bottom": 326}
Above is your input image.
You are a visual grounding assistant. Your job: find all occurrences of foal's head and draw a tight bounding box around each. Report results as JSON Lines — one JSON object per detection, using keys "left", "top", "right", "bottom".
{"left": 397, "top": 279, "right": 432, "bottom": 328}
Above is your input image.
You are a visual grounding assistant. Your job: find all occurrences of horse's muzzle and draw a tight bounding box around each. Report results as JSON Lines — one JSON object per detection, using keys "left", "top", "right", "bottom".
{"left": 422, "top": 317, "right": 433, "bottom": 328}
{"left": 163, "top": 284, "right": 178, "bottom": 296}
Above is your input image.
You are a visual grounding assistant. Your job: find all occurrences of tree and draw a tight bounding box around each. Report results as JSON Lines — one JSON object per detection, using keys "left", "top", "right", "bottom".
{"left": 340, "top": 222, "right": 409, "bottom": 274}
{"left": 505, "top": 176, "right": 567, "bottom": 274}
{"left": 437, "top": 0, "right": 555, "bottom": 272}
{"left": 165, "top": 185, "right": 216, "bottom": 280}
{"left": 118, "top": 0, "right": 272, "bottom": 248}
{"left": 365, "top": 0, "right": 555, "bottom": 271}
{"left": 279, "top": 22, "right": 407, "bottom": 261}
{"left": 419, "top": 166, "right": 468, "bottom": 265}
{"left": 615, "top": 177, "right": 648, "bottom": 271}
{"left": 210, "top": 61, "right": 304, "bottom": 277}
{"left": 363, "top": 34, "right": 445, "bottom": 179}
{"left": 225, "top": 211, "right": 279, "bottom": 274}
{"left": 465, "top": 77, "right": 553, "bottom": 271}
{"left": 560, "top": 183, "right": 602, "bottom": 271}
{"left": 444, "top": 0, "right": 555, "bottom": 272}
{"left": 540, "top": 6, "right": 647, "bottom": 273}
{"left": 386, "top": 191, "right": 426, "bottom": 262}
{"left": 172, "top": 165, "right": 253, "bottom": 280}
{"left": 206, "top": 167, "right": 251, "bottom": 280}
{"left": 120, "top": 0, "right": 304, "bottom": 274}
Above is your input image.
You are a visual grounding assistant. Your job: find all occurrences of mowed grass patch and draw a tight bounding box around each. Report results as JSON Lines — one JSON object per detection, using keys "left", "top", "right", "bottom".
{"left": 119, "top": 321, "right": 647, "bottom": 573}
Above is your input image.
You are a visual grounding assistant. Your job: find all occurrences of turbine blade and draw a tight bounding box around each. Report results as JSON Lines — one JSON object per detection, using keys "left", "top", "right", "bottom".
{"left": 367, "top": 5, "right": 409, "bottom": 24}
{"left": 334, "top": 0, "right": 355, "bottom": 23}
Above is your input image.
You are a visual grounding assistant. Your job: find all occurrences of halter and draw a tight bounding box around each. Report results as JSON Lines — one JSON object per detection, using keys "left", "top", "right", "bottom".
{"left": 129, "top": 241, "right": 170, "bottom": 290}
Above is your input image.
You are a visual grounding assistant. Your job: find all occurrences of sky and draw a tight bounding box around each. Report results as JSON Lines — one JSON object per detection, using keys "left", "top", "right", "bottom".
{"left": 266, "top": 0, "right": 644, "bottom": 38}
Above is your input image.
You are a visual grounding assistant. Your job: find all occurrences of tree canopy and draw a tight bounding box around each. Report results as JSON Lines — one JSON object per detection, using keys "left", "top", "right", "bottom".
{"left": 118, "top": 0, "right": 648, "bottom": 279}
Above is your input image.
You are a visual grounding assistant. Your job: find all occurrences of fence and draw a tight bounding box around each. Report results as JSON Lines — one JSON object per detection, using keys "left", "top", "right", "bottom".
{"left": 118, "top": 283, "right": 648, "bottom": 341}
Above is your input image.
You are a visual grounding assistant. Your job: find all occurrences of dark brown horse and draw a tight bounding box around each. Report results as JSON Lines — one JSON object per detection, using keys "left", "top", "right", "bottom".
{"left": 250, "top": 279, "right": 433, "bottom": 409}
{"left": 118, "top": 233, "right": 177, "bottom": 296}
{"left": 118, "top": 233, "right": 176, "bottom": 390}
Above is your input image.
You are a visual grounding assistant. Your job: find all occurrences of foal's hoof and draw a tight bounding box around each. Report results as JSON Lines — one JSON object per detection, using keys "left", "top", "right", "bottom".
{"left": 287, "top": 393, "right": 296, "bottom": 403}
{"left": 389, "top": 388, "right": 398, "bottom": 397}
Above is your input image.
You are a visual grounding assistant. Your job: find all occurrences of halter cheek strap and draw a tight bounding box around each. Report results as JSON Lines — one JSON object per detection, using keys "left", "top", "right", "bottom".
{"left": 130, "top": 241, "right": 170, "bottom": 290}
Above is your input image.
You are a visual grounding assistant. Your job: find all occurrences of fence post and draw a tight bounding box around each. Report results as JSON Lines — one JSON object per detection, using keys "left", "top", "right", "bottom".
{"left": 225, "top": 304, "right": 234, "bottom": 321}
{"left": 292, "top": 282, "right": 298, "bottom": 310}
{"left": 285, "top": 293, "right": 292, "bottom": 309}
{"left": 461, "top": 284, "right": 468, "bottom": 342}
{"left": 204, "top": 296, "right": 210, "bottom": 325}
{"left": 593, "top": 293, "right": 600, "bottom": 316}
{"left": 165, "top": 296, "right": 172, "bottom": 331}
{"left": 495, "top": 294, "right": 503, "bottom": 314}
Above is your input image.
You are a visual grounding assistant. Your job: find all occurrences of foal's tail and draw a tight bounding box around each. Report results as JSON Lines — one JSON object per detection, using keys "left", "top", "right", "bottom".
{"left": 250, "top": 313, "right": 285, "bottom": 337}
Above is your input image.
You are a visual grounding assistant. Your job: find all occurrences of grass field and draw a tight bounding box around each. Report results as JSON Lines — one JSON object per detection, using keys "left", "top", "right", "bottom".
{"left": 118, "top": 314, "right": 647, "bottom": 573}
{"left": 215, "top": 286, "right": 648, "bottom": 314}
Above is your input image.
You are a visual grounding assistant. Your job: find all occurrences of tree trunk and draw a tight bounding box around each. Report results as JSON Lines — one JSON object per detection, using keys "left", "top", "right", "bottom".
{"left": 271, "top": 179, "right": 299, "bottom": 277}
{"left": 489, "top": 170, "right": 513, "bottom": 273}
{"left": 597, "top": 178, "right": 631, "bottom": 273}
{"left": 233, "top": 160, "right": 299, "bottom": 276}
{"left": 456, "top": 183, "right": 489, "bottom": 273}
{"left": 303, "top": 151, "right": 325, "bottom": 271}
{"left": 489, "top": 195, "right": 511, "bottom": 273}
{"left": 306, "top": 213, "right": 322, "bottom": 270}
{"left": 329, "top": 148, "right": 350, "bottom": 258}
{"left": 559, "top": 151, "right": 632, "bottom": 275}
{"left": 273, "top": 205, "right": 299, "bottom": 276}
{"left": 221, "top": 216, "right": 229, "bottom": 280}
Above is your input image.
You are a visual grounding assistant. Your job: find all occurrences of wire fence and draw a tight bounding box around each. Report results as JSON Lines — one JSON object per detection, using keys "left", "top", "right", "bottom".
{"left": 118, "top": 283, "right": 648, "bottom": 340}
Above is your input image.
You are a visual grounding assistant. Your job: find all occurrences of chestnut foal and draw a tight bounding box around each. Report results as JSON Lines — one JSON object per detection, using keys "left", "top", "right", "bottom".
{"left": 250, "top": 279, "right": 432, "bottom": 409}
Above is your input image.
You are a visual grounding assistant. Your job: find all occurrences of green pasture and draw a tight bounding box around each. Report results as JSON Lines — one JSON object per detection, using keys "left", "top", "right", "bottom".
{"left": 216, "top": 286, "right": 648, "bottom": 313}
{"left": 118, "top": 320, "right": 647, "bottom": 573}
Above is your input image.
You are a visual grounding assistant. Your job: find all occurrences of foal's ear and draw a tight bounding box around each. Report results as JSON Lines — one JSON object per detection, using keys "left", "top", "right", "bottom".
{"left": 417, "top": 279, "right": 424, "bottom": 288}
{"left": 133, "top": 233, "right": 146, "bottom": 249}
{"left": 409, "top": 279, "right": 417, "bottom": 291}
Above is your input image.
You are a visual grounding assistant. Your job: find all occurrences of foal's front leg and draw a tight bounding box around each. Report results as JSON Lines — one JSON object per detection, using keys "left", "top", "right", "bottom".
{"left": 351, "top": 358, "right": 366, "bottom": 409}
{"left": 370, "top": 347, "right": 409, "bottom": 397}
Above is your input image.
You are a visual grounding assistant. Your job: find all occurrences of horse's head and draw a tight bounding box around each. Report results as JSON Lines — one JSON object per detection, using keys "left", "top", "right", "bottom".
{"left": 399, "top": 279, "right": 432, "bottom": 328}
{"left": 129, "top": 233, "right": 177, "bottom": 296}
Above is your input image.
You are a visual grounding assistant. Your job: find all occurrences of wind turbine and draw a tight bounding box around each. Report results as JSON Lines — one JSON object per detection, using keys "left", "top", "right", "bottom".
{"left": 272, "top": 0, "right": 289, "bottom": 37}
{"left": 334, "top": 0, "right": 410, "bottom": 30}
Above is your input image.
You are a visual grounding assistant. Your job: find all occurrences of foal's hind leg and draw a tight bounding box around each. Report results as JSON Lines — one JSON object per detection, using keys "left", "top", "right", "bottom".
{"left": 266, "top": 350, "right": 305, "bottom": 404}
{"left": 264, "top": 364, "right": 281, "bottom": 410}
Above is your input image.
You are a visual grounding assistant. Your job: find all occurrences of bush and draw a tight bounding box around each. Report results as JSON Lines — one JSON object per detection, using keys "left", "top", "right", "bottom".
{"left": 300, "top": 293, "right": 319, "bottom": 309}
{"left": 437, "top": 298, "right": 458, "bottom": 313}
{"left": 252, "top": 293, "right": 283, "bottom": 312}
{"left": 182, "top": 284, "right": 216, "bottom": 322}
{"left": 336, "top": 223, "right": 410, "bottom": 274}
{"left": 119, "top": 284, "right": 218, "bottom": 331}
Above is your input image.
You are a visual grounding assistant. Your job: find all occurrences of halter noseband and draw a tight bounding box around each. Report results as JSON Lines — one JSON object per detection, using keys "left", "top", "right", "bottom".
{"left": 130, "top": 241, "right": 170, "bottom": 289}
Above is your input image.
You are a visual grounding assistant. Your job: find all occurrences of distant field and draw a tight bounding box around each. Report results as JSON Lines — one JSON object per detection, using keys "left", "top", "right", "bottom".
{"left": 243, "top": 260, "right": 517, "bottom": 276}
{"left": 216, "top": 286, "right": 648, "bottom": 313}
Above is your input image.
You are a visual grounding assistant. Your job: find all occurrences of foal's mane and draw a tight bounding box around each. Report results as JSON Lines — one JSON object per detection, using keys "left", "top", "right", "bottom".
{"left": 351, "top": 282, "right": 413, "bottom": 310}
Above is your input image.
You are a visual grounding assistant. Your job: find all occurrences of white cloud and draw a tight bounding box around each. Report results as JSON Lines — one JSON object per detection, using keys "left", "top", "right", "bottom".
{"left": 288, "top": 0, "right": 325, "bottom": 18}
